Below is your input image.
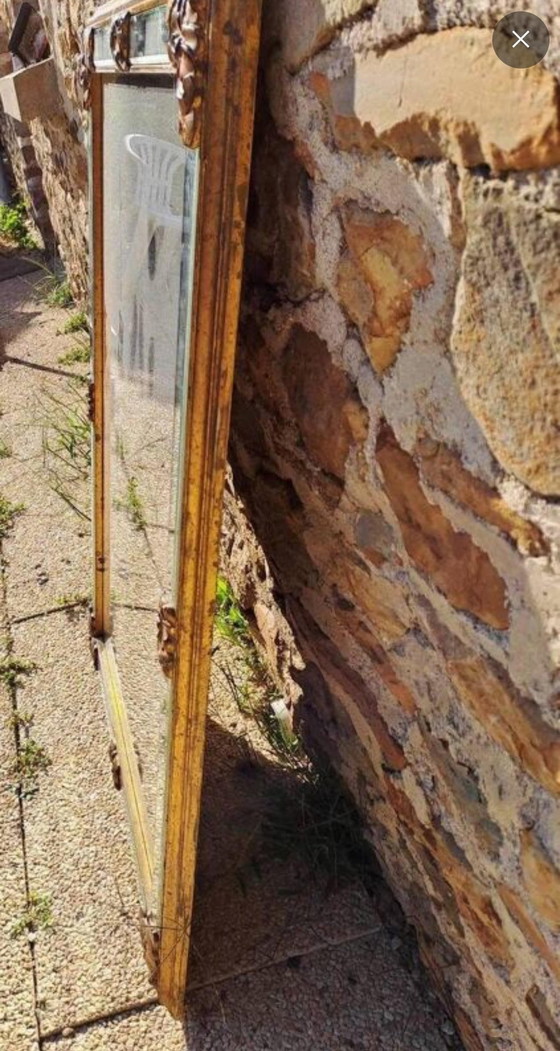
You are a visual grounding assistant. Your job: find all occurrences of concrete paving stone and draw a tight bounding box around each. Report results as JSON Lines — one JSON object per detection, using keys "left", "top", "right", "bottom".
{"left": 0, "top": 274, "right": 82, "bottom": 362}
{"left": 11, "top": 610, "right": 154, "bottom": 1033}
{"left": 0, "top": 681, "right": 39, "bottom": 1051}
{"left": 185, "top": 933, "right": 449, "bottom": 1051}
{"left": 2, "top": 494, "right": 90, "bottom": 622}
{"left": 0, "top": 279, "right": 91, "bottom": 621}
{"left": 44, "top": 1003, "right": 186, "bottom": 1050}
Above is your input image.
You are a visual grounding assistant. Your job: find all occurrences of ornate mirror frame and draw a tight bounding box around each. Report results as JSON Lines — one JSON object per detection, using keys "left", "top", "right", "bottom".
{"left": 84, "top": 0, "right": 261, "bottom": 1017}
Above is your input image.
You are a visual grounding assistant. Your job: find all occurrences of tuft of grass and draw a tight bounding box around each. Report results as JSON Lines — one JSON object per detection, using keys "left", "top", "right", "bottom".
{"left": 44, "top": 278, "right": 73, "bottom": 308}
{"left": 116, "top": 477, "right": 147, "bottom": 531}
{"left": 0, "top": 200, "right": 37, "bottom": 249}
{"left": 60, "top": 311, "right": 88, "bottom": 335}
{"left": 10, "top": 892, "right": 53, "bottom": 939}
{"left": 215, "top": 577, "right": 250, "bottom": 647}
{"left": 58, "top": 340, "right": 90, "bottom": 367}
{"left": 214, "top": 577, "right": 302, "bottom": 762}
{"left": 0, "top": 496, "right": 24, "bottom": 538}
{"left": 0, "top": 656, "right": 37, "bottom": 690}
{"left": 10, "top": 738, "right": 52, "bottom": 799}
{"left": 40, "top": 381, "right": 91, "bottom": 521}
{"left": 0, "top": 439, "right": 11, "bottom": 459}
{"left": 9, "top": 710, "right": 33, "bottom": 732}
{"left": 259, "top": 764, "right": 373, "bottom": 893}
{"left": 115, "top": 433, "right": 126, "bottom": 462}
{"left": 55, "top": 591, "right": 90, "bottom": 609}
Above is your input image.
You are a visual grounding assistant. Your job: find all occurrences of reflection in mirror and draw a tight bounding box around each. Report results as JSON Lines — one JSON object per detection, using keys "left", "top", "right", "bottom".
{"left": 103, "top": 77, "right": 199, "bottom": 909}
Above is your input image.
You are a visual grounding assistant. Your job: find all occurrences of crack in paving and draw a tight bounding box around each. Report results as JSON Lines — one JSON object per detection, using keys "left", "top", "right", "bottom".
{"left": 0, "top": 543, "right": 43, "bottom": 1047}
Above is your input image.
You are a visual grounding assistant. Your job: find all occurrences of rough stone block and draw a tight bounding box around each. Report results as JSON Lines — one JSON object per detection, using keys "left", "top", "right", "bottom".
{"left": 339, "top": 203, "right": 433, "bottom": 373}
{"left": 521, "top": 829, "right": 560, "bottom": 931}
{"left": 269, "top": 0, "right": 373, "bottom": 72}
{"left": 376, "top": 423, "right": 509, "bottom": 629}
{"left": 416, "top": 438, "right": 550, "bottom": 556}
{"left": 448, "top": 657, "right": 560, "bottom": 796}
{"left": 309, "top": 27, "right": 560, "bottom": 171}
{"left": 452, "top": 173, "right": 560, "bottom": 496}
{"left": 282, "top": 325, "right": 369, "bottom": 478}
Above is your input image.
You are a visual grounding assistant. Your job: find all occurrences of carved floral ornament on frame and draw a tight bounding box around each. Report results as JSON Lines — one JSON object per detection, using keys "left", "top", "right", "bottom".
{"left": 78, "top": 0, "right": 206, "bottom": 150}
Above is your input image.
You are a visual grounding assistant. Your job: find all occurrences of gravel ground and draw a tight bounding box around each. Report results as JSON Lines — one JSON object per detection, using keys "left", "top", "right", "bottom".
{"left": 0, "top": 264, "right": 462, "bottom": 1050}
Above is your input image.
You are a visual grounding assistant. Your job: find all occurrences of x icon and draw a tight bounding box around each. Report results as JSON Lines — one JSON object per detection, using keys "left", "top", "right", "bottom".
{"left": 512, "top": 28, "right": 530, "bottom": 47}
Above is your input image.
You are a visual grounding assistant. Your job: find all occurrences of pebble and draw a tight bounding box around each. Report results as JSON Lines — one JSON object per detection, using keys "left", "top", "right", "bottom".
{"left": 62, "top": 1027, "right": 75, "bottom": 1038}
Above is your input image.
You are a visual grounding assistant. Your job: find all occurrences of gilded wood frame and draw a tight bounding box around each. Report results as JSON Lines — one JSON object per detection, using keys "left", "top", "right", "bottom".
{"left": 87, "top": 0, "right": 261, "bottom": 1017}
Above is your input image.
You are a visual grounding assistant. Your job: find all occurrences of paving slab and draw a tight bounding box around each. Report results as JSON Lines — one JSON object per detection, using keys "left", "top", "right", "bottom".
{"left": 185, "top": 933, "right": 449, "bottom": 1051}
{"left": 0, "top": 674, "right": 39, "bottom": 1051}
{"left": 0, "top": 275, "right": 91, "bottom": 621}
{"left": 44, "top": 1003, "right": 185, "bottom": 1049}
{"left": 10, "top": 610, "right": 154, "bottom": 1034}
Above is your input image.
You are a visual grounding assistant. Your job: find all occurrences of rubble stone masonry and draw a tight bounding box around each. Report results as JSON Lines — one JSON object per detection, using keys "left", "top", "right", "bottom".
{"left": 227, "top": 3, "right": 560, "bottom": 1049}
{"left": 1, "top": 1, "right": 559, "bottom": 1048}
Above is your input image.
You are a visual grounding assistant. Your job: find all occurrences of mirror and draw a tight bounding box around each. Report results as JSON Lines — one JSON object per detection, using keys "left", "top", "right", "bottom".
{"left": 88, "top": 0, "right": 261, "bottom": 1017}
{"left": 103, "top": 75, "right": 199, "bottom": 909}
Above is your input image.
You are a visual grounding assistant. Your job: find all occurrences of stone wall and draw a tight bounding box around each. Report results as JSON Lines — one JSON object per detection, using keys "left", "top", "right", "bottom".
{"left": 0, "top": 0, "right": 90, "bottom": 296}
{"left": 1, "top": 1, "right": 559, "bottom": 1048}
{"left": 227, "top": 3, "right": 560, "bottom": 1050}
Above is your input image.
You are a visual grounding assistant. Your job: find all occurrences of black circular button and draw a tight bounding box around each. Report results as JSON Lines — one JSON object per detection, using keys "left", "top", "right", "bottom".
{"left": 493, "top": 12, "right": 550, "bottom": 68}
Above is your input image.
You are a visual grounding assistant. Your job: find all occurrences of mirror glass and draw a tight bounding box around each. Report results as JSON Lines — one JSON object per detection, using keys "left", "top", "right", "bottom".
{"left": 102, "top": 75, "right": 199, "bottom": 906}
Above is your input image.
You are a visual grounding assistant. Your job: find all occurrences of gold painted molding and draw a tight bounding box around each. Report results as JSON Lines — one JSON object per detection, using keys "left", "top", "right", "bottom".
{"left": 157, "top": 0, "right": 262, "bottom": 1016}
{"left": 87, "top": 0, "right": 262, "bottom": 1019}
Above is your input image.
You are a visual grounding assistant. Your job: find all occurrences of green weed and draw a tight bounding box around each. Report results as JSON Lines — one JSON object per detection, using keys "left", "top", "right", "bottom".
{"left": 0, "top": 496, "right": 24, "bottom": 538}
{"left": 40, "top": 381, "right": 91, "bottom": 520}
{"left": 0, "top": 656, "right": 37, "bottom": 690}
{"left": 0, "top": 440, "right": 11, "bottom": 459}
{"left": 9, "top": 710, "right": 34, "bottom": 732}
{"left": 60, "top": 311, "right": 88, "bottom": 335}
{"left": 117, "top": 477, "right": 147, "bottom": 531}
{"left": 54, "top": 591, "right": 90, "bottom": 609}
{"left": 10, "top": 738, "right": 52, "bottom": 799}
{"left": 58, "top": 340, "right": 90, "bottom": 366}
{"left": 0, "top": 200, "right": 36, "bottom": 249}
{"left": 215, "top": 577, "right": 250, "bottom": 647}
{"left": 44, "top": 277, "right": 73, "bottom": 308}
{"left": 260, "top": 764, "right": 372, "bottom": 892}
{"left": 115, "top": 433, "right": 126, "bottom": 462}
{"left": 214, "top": 578, "right": 302, "bottom": 761}
{"left": 10, "top": 892, "right": 53, "bottom": 939}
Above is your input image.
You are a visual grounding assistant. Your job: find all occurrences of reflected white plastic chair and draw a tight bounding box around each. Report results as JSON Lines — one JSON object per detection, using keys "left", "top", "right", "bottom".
{"left": 118, "top": 133, "right": 191, "bottom": 390}
{"left": 125, "top": 133, "right": 187, "bottom": 230}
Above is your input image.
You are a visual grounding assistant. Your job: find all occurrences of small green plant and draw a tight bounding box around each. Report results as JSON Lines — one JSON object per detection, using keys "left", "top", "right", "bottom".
{"left": 44, "top": 277, "right": 73, "bottom": 308}
{"left": 0, "top": 200, "right": 36, "bottom": 249}
{"left": 215, "top": 578, "right": 250, "bottom": 647}
{"left": 58, "top": 340, "right": 90, "bottom": 367}
{"left": 9, "top": 710, "right": 34, "bottom": 732}
{"left": 0, "top": 656, "right": 37, "bottom": 690}
{"left": 117, "top": 477, "right": 147, "bottom": 531}
{"left": 55, "top": 591, "right": 90, "bottom": 609}
{"left": 10, "top": 739, "right": 52, "bottom": 800}
{"left": 40, "top": 381, "right": 91, "bottom": 520}
{"left": 115, "top": 433, "right": 126, "bottom": 462}
{"left": 0, "top": 439, "right": 11, "bottom": 459}
{"left": 260, "top": 765, "right": 371, "bottom": 892}
{"left": 10, "top": 892, "right": 53, "bottom": 939}
{"left": 61, "top": 311, "right": 88, "bottom": 335}
{"left": 0, "top": 496, "right": 24, "bottom": 538}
